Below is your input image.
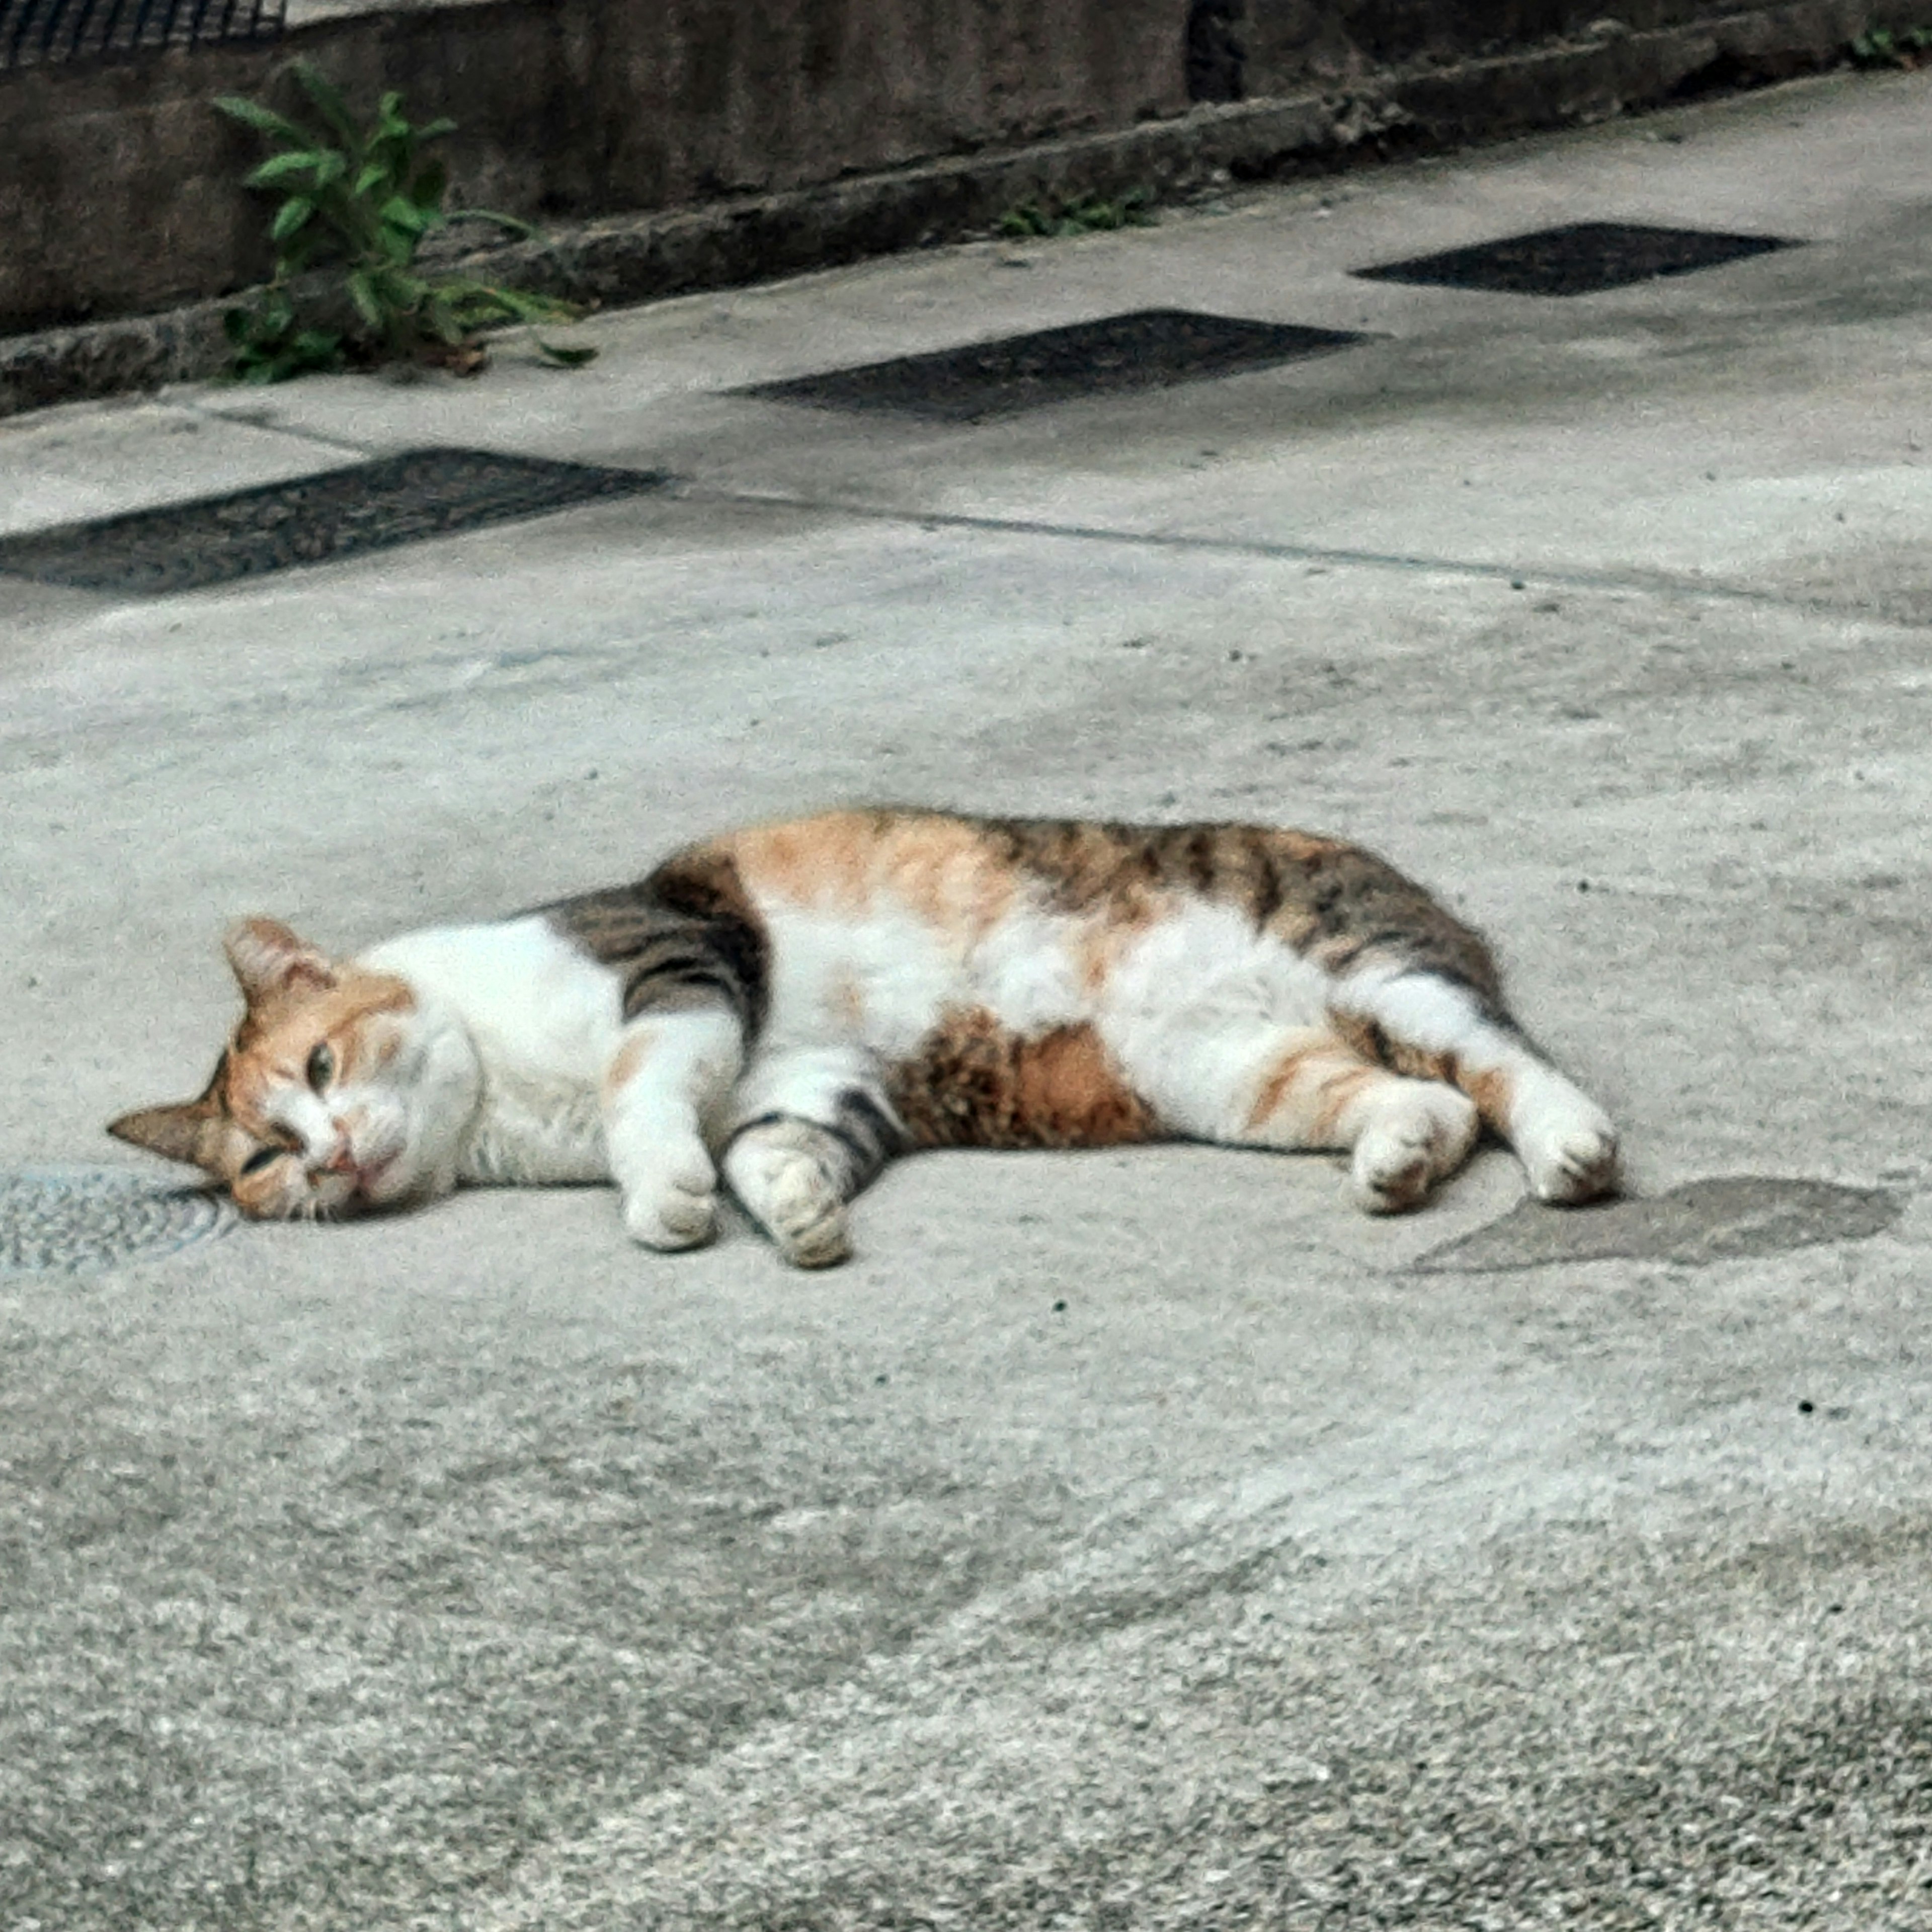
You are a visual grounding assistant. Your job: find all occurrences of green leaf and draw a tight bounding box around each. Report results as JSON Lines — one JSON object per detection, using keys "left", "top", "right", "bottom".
{"left": 376, "top": 220, "right": 420, "bottom": 265}
{"left": 380, "top": 195, "right": 434, "bottom": 236}
{"left": 413, "top": 117, "right": 459, "bottom": 143}
{"left": 290, "top": 61, "right": 364, "bottom": 153}
{"left": 535, "top": 339, "right": 598, "bottom": 367}
{"left": 245, "top": 148, "right": 331, "bottom": 187}
{"left": 372, "top": 265, "right": 428, "bottom": 308}
{"left": 424, "top": 293, "right": 464, "bottom": 345}
{"left": 447, "top": 206, "right": 537, "bottom": 238}
{"left": 214, "top": 94, "right": 314, "bottom": 147}
{"left": 353, "top": 162, "right": 391, "bottom": 198}
{"left": 345, "top": 269, "right": 384, "bottom": 330}
{"left": 289, "top": 330, "right": 345, "bottom": 370}
{"left": 431, "top": 278, "right": 572, "bottom": 324}
{"left": 234, "top": 322, "right": 344, "bottom": 384}
{"left": 270, "top": 195, "right": 316, "bottom": 242}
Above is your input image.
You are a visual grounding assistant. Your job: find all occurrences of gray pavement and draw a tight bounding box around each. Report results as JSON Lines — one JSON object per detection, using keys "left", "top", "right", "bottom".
{"left": 3, "top": 66, "right": 1931, "bottom": 1930}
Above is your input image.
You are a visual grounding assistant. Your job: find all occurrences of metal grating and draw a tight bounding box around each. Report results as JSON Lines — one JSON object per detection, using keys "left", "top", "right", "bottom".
{"left": 745, "top": 309, "right": 1372, "bottom": 422}
{"left": 0, "top": 448, "right": 672, "bottom": 595}
{"left": 0, "top": 1167, "right": 233, "bottom": 1276}
{"left": 1353, "top": 221, "right": 1794, "bottom": 297}
{"left": 1, "top": 0, "right": 283, "bottom": 68}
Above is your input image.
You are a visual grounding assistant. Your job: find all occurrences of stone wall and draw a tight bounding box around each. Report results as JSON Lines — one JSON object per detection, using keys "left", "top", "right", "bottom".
{"left": 0, "top": 0, "right": 1905, "bottom": 337}
{"left": 1176, "top": 0, "right": 1887, "bottom": 97}
{"left": 1, "top": 0, "right": 1186, "bottom": 333}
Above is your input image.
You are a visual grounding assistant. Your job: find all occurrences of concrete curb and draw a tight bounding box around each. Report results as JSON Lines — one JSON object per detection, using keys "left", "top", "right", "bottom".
{"left": 0, "top": 0, "right": 1908, "bottom": 420}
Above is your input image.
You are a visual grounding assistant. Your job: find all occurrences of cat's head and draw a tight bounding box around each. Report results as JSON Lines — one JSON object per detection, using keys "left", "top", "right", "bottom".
{"left": 108, "top": 918, "right": 478, "bottom": 1221}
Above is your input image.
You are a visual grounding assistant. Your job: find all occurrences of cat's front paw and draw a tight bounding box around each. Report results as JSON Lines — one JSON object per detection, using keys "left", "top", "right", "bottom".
{"left": 619, "top": 1141, "right": 719, "bottom": 1251}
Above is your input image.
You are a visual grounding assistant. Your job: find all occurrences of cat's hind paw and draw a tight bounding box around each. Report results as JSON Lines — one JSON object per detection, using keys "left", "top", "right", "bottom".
{"left": 753, "top": 1152, "right": 853, "bottom": 1268}
{"left": 1512, "top": 1078, "right": 1620, "bottom": 1205}
{"left": 723, "top": 1130, "right": 853, "bottom": 1268}
{"left": 774, "top": 1192, "right": 851, "bottom": 1270}
{"left": 1348, "top": 1082, "right": 1479, "bottom": 1215}
{"left": 1523, "top": 1117, "right": 1620, "bottom": 1204}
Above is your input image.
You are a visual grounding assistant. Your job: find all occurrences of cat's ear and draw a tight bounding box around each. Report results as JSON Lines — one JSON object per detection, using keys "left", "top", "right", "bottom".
{"left": 106, "top": 1099, "right": 224, "bottom": 1169}
{"left": 223, "top": 918, "right": 337, "bottom": 1008}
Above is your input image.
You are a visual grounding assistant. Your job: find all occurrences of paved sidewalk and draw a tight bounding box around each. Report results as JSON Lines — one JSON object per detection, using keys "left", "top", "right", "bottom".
{"left": 2, "top": 67, "right": 1930, "bottom": 1929}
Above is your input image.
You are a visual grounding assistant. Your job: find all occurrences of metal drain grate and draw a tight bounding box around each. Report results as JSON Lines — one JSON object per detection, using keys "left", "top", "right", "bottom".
{"left": 1413, "top": 1176, "right": 1900, "bottom": 1274}
{"left": 1, "top": 0, "right": 283, "bottom": 68}
{"left": 0, "top": 1167, "right": 233, "bottom": 1276}
{"left": 1353, "top": 222, "right": 1794, "bottom": 297}
{"left": 745, "top": 309, "right": 1372, "bottom": 422}
{"left": 0, "top": 448, "right": 673, "bottom": 595}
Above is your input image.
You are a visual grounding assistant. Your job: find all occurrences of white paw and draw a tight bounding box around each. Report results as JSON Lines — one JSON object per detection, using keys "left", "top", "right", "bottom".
{"left": 1520, "top": 1107, "right": 1620, "bottom": 1204}
{"left": 772, "top": 1180, "right": 851, "bottom": 1269}
{"left": 1508, "top": 1069, "right": 1619, "bottom": 1204}
{"left": 619, "top": 1140, "right": 719, "bottom": 1251}
{"left": 727, "top": 1140, "right": 851, "bottom": 1268}
{"left": 1349, "top": 1083, "right": 1479, "bottom": 1216}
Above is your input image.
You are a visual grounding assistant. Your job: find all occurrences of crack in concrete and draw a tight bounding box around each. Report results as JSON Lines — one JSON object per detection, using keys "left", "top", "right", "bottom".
{"left": 680, "top": 481, "right": 1932, "bottom": 628}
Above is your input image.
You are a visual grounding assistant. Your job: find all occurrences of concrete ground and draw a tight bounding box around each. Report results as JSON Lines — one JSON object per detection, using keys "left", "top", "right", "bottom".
{"left": 4, "top": 65, "right": 1932, "bottom": 1930}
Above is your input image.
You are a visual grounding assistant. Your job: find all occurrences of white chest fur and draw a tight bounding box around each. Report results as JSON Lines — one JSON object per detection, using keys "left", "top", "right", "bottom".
{"left": 360, "top": 917, "right": 621, "bottom": 1186}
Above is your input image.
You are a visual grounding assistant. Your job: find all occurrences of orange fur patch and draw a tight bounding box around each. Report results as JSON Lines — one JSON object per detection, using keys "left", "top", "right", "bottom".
{"left": 1308, "top": 1064, "right": 1381, "bottom": 1141}
{"left": 223, "top": 968, "right": 414, "bottom": 1125}
{"left": 1459, "top": 1065, "right": 1515, "bottom": 1134}
{"left": 1244, "top": 1037, "right": 1323, "bottom": 1134}
{"left": 1244, "top": 1034, "right": 1383, "bottom": 1142}
{"left": 722, "top": 815, "right": 874, "bottom": 914}
{"left": 727, "top": 813, "right": 1018, "bottom": 946}
{"left": 603, "top": 1029, "right": 657, "bottom": 1103}
{"left": 887, "top": 1007, "right": 1160, "bottom": 1150}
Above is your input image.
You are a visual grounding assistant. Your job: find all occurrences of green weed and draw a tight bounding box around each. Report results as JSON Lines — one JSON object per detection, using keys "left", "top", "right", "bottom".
{"left": 214, "top": 62, "right": 595, "bottom": 382}
{"left": 997, "top": 188, "right": 1157, "bottom": 240}
{"left": 1848, "top": 24, "right": 1932, "bottom": 66}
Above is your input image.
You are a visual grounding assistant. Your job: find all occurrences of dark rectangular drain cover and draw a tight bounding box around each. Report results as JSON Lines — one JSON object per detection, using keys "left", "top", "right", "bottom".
{"left": 1353, "top": 221, "right": 1793, "bottom": 297}
{"left": 0, "top": 448, "right": 671, "bottom": 595}
{"left": 2, "top": 0, "right": 283, "bottom": 68}
{"left": 745, "top": 309, "right": 1371, "bottom": 422}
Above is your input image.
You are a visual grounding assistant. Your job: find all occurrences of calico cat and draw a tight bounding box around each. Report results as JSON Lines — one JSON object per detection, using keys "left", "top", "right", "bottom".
{"left": 108, "top": 809, "right": 1619, "bottom": 1266}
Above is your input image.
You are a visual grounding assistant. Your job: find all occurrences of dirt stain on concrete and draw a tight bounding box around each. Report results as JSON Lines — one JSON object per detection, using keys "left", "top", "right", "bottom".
{"left": 1412, "top": 1175, "right": 1903, "bottom": 1274}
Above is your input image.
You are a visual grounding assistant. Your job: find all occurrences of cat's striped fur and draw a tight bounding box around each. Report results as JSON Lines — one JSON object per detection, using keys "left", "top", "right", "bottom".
{"left": 108, "top": 809, "right": 1618, "bottom": 1265}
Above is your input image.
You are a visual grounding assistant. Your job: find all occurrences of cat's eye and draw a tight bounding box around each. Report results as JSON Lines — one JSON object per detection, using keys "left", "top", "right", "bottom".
{"left": 239, "top": 1146, "right": 284, "bottom": 1176}
{"left": 306, "top": 1042, "right": 336, "bottom": 1092}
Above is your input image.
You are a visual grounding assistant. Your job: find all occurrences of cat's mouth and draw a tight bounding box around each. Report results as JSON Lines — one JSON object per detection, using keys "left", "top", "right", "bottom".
{"left": 305, "top": 1147, "right": 403, "bottom": 1212}
{"left": 353, "top": 1152, "right": 403, "bottom": 1201}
